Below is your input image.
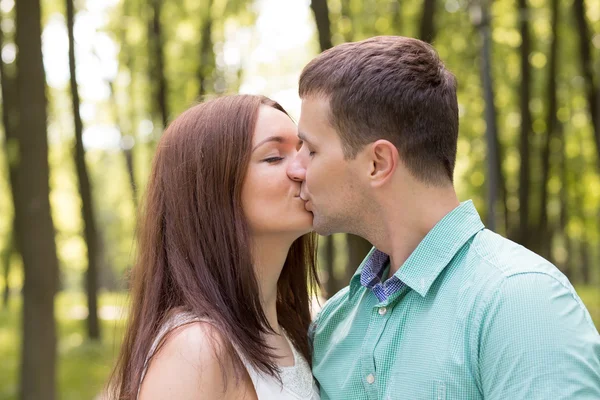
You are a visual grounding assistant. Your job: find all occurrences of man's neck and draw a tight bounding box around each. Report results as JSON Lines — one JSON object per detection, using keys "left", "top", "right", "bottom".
{"left": 368, "top": 185, "right": 459, "bottom": 276}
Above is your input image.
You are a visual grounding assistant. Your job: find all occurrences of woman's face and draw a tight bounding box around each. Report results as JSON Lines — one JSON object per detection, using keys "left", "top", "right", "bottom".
{"left": 242, "top": 105, "right": 313, "bottom": 238}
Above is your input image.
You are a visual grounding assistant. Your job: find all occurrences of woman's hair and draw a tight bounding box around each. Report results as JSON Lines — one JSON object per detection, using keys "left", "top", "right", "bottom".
{"left": 109, "top": 95, "right": 318, "bottom": 399}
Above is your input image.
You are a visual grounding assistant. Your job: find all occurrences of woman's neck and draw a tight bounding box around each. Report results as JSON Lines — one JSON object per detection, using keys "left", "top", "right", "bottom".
{"left": 251, "top": 234, "right": 295, "bottom": 334}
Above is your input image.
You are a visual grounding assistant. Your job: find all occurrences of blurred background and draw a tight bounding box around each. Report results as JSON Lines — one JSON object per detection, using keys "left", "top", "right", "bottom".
{"left": 1, "top": 0, "right": 599, "bottom": 398}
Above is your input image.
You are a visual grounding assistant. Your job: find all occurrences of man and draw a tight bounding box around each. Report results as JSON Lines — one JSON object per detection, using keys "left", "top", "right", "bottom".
{"left": 287, "top": 36, "right": 600, "bottom": 399}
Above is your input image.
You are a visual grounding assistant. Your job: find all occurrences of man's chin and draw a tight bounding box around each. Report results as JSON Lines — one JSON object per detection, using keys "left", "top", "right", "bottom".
{"left": 312, "top": 215, "right": 333, "bottom": 236}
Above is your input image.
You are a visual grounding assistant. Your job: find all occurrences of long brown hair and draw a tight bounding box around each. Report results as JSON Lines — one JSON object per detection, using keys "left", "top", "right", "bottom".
{"left": 109, "top": 95, "right": 318, "bottom": 399}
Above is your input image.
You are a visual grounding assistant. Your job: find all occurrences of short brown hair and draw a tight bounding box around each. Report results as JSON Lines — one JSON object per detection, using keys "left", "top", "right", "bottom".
{"left": 299, "top": 36, "right": 459, "bottom": 184}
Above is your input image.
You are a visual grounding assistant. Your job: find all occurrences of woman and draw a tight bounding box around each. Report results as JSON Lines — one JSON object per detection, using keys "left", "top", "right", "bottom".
{"left": 109, "top": 95, "right": 320, "bottom": 399}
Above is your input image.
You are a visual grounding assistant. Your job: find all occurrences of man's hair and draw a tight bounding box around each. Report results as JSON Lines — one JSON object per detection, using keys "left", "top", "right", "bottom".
{"left": 299, "top": 36, "right": 459, "bottom": 185}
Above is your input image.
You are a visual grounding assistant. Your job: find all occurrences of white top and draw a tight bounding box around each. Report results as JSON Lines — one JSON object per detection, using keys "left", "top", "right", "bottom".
{"left": 137, "top": 311, "right": 320, "bottom": 400}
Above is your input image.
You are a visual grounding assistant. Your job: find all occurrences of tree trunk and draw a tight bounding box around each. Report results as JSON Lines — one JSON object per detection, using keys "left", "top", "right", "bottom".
{"left": 119, "top": 0, "right": 139, "bottom": 209}
{"left": 573, "top": 0, "right": 600, "bottom": 164}
{"left": 476, "top": 1, "right": 506, "bottom": 233}
{"left": 67, "top": 0, "right": 101, "bottom": 340}
{"left": 1, "top": 228, "right": 13, "bottom": 309}
{"left": 537, "top": 0, "right": 559, "bottom": 259}
{"left": 575, "top": 126, "right": 591, "bottom": 284}
{"left": 346, "top": 234, "right": 372, "bottom": 280}
{"left": 15, "top": 0, "right": 60, "bottom": 397}
{"left": 309, "top": 0, "right": 335, "bottom": 298}
{"left": 419, "top": 0, "right": 436, "bottom": 43}
{"left": 108, "top": 79, "right": 138, "bottom": 209}
{"left": 310, "top": 0, "right": 333, "bottom": 52}
{"left": 97, "top": 232, "right": 118, "bottom": 291}
{"left": 198, "top": 0, "right": 215, "bottom": 97}
{"left": 323, "top": 235, "right": 336, "bottom": 298}
{"left": 148, "top": 0, "right": 168, "bottom": 129}
{"left": 392, "top": 0, "right": 402, "bottom": 36}
{"left": 0, "top": 11, "right": 18, "bottom": 311}
{"left": 558, "top": 126, "right": 570, "bottom": 278}
{"left": 580, "top": 235, "right": 591, "bottom": 284}
{"left": 517, "top": 0, "right": 532, "bottom": 247}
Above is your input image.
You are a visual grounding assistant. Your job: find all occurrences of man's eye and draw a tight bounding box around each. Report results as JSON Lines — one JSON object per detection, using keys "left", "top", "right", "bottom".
{"left": 309, "top": 151, "right": 316, "bottom": 157}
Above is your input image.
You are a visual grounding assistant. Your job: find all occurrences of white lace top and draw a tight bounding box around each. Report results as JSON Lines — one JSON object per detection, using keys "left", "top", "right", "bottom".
{"left": 137, "top": 312, "right": 320, "bottom": 400}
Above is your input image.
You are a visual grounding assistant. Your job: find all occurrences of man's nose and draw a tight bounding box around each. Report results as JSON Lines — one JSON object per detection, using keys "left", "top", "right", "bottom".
{"left": 287, "top": 154, "right": 306, "bottom": 182}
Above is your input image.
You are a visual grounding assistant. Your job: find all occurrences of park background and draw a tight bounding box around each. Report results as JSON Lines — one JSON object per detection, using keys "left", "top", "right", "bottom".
{"left": 1, "top": 0, "right": 599, "bottom": 398}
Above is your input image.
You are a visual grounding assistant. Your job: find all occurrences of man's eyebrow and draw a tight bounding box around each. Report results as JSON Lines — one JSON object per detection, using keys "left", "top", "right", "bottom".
{"left": 252, "top": 136, "right": 285, "bottom": 152}
{"left": 297, "top": 132, "right": 313, "bottom": 145}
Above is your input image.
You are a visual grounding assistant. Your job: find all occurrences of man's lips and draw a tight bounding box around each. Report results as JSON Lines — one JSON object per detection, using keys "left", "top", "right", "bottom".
{"left": 303, "top": 199, "right": 312, "bottom": 211}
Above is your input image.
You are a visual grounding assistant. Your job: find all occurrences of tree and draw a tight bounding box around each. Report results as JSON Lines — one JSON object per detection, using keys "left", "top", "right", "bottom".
{"left": 0, "top": 9, "right": 19, "bottom": 310}
{"left": 419, "top": 0, "right": 436, "bottom": 43}
{"left": 573, "top": 0, "right": 599, "bottom": 164}
{"left": 310, "top": 0, "right": 333, "bottom": 51}
{"left": 517, "top": 0, "right": 532, "bottom": 247}
{"left": 108, "top": 79, "right": 138, "bottom": 209}
{"left": 391, "top": 0, "right": 402, "bottom": 36}
{"left": 198, "top": 0, "right": 216, "bottom": 97}
{"left": 322, "top": 235, "right": 336, "bottom": 297}
{"left": 309, "top": 0, "right": 374, "bottom": 297}
{"left": 558, "top": 122, "right": 571, "bottom": 278}
{"left": 67, "top": 0, "right": 101, "bottom": 340}
{"left": 471, "top": 0, "right": 508, "bottom": 233}
{"left": 148, "top": 0, "right": 169, "bottom": 129}
{"left": 15, "top": 0, "right": 60, "bottom": 397}
{"left": 309, "top": 0, "right": 337, "bottom": 297}
{"left": 537, "top": 0, "right": 560, "bottom": 259}
{"left": 1, "top": 227, "right": 13, "bottom": 309}
{"left": 346, "top": 234, "right": 372, "bottom": 282}
{"left": 112, "top": 0, "right": 139, "bottom": 209}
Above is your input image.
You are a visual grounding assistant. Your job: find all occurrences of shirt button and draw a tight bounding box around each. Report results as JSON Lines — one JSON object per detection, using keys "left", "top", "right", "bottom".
{"left": 366, "top": 374, "right": 375, "bottom": 384}
{"left": 378, "top": 307, "right": 387, "bottom": 315}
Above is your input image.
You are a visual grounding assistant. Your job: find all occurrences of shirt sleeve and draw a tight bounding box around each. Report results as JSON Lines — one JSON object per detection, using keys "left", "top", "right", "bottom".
{"left": 478, "top": 272, "right": 600, "bottom": 399}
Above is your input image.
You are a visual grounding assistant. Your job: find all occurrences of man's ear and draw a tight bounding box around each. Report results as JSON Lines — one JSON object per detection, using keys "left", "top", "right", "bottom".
{"left": 368, "top": 140, "right": 399, "bottom": 187}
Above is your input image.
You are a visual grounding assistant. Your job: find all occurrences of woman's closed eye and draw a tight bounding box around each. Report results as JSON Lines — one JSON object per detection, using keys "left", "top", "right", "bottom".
{"left": 263, "top": 156, "right": 284, "bottom": 164}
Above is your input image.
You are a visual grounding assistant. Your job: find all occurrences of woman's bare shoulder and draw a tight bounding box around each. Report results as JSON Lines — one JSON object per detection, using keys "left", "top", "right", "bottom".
{"left": 138, "top": 321, "right": 256, "bottom": 400}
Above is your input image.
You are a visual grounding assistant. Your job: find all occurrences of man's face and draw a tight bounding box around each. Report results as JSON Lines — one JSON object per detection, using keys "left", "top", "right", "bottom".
{"left": 287, "top": 96, "right": 366, "bottom": 235}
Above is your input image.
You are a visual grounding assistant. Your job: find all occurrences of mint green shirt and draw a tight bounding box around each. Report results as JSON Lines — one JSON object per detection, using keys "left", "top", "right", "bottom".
{"left": 311, "top": 201, "right": 600, "bottom": 399}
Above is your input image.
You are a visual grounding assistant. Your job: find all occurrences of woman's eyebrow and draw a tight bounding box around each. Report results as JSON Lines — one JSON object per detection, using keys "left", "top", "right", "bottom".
{"left": 252, "top": 136, "right": 285, "bottom": 152}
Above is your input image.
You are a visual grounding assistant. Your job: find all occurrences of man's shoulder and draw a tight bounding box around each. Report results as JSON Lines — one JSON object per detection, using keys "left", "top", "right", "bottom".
{"left": 465, "top": 230, "right": 596, "bottom": 329}
{"left": 469, "top": 229, "right": 562, "bottom": 280}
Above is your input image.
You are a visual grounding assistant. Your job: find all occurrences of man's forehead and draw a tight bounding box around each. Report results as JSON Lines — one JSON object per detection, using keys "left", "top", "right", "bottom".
{"left": 300, "top": 95, "right": 331, "bottom": 114}
{"left": 298, "top": 98, "right": 333, "bottom": 138}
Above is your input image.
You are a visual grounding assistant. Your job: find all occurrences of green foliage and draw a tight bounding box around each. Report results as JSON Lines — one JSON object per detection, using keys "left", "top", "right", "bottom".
{"left": 578, "top": 285, "right": 600, "bottom": 329}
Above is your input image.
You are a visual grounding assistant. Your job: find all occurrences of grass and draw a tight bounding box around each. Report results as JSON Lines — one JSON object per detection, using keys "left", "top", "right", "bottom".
{"left": 0, "top": 286, "right": 598, "bottom": 400}
{"left": 0, "top": 292, "right": 127, "bottom": 400}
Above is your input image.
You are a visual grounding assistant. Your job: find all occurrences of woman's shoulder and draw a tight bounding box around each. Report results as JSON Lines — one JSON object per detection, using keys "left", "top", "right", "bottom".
{"left": 138, "top": 319, "right": 256, "bottom": 400}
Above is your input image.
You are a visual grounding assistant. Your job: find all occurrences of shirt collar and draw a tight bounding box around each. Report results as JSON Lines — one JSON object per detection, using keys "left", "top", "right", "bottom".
{"left": 349, "top": 200, "right": 485, "bottom": 300}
